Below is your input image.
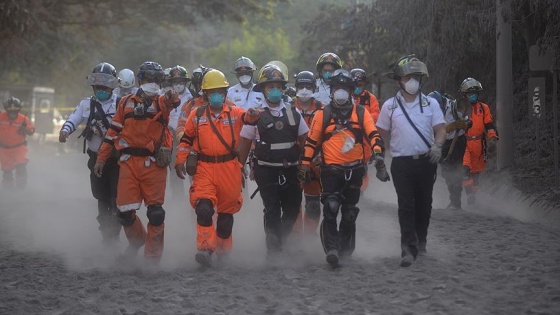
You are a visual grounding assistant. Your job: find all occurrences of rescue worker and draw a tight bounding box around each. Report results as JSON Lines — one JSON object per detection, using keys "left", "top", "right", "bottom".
{"left": 175, "top": 69, "right": 260, "bottom": 266}
{"left": 429, "top": 91, "right": 471, "bottom": 210}
{"left": 376, "top": 55, "right": 446, "bottom": 267}
{"left": 188, "top": 66, "right": 204, "bottom": 97}
{"left": 350, "top": 68, "right": 381, "bottom": 192}
{"left": 93, "top": 61, "right": 181, "bottom": 263}
{"left": 0, "top": 97, "right": 35, "bottom": 189}
{"left": 161, "top": 67, "right": 173, "bottom": 93}
{"left": 314, "top": 52, "right": 343, "bottom": 105}
{"left": 238, "top": 65, "right": 309, "bottom": 257}
{"left": 167, "top": 65, "right": 193, "bottom": 200}
{"left": 59, "top": 62, "right": 122, "bottom": 244}
{"left": 459, "top": 78, "right": 498, "bottom": 205}
{"left": 300, "top": 69, "right": 387, "bottom": 268}
{"left": 227, "top": 56, "right": 264, "bottom": 110}
{"left": 176, "top": 66, "right": 210, "bottom": 142}
{"left": 114, "top": 68, "right": 138, "bottom": 97}
{"left": 292, "top": 71, "right": 324, "bottom": 236}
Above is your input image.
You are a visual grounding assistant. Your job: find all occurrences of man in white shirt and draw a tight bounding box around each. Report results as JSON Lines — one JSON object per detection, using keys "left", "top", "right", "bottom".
{"left": 238, "top": 65, "right": 309, "bottom": 257}
{"left": 376, "top": 55, "right": 446, "bottom": 267}
{"left": 227, "top": 56, "right": 264, "bottom": 110}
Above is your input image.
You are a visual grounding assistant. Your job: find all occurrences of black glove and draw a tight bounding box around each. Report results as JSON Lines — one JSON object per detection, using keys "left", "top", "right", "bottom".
{"left": 298, "top": 165, "right": 311, "bottom": 184}
{"left": 373, "top": 155, "right": 390, "bottom": 182}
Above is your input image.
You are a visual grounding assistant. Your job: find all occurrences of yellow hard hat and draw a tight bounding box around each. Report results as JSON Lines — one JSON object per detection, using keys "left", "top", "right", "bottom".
{"left": 201, "top": 69, "right": 229, "bottom": 90}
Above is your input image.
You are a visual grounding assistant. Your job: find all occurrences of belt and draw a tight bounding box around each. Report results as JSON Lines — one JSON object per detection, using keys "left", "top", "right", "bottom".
{"left": 466, "top": 135, "right": 484, "bottom": 140}
{"left": 324, "top": 160, "right": 364, "bottom": 168}
{"left": 120, "top": 147, "right": 153, "bottom": 157}
{"left": 0, "top": 141, "right": 27, "bottom": 149}
{"left": 393, "top": 153, "right": 429, "bottom": 160}
{"left": 256, "top": 160, "right": 299, "bottom": 167}
{"left": 198, "top": 153, "right": 237, "bottom": 163}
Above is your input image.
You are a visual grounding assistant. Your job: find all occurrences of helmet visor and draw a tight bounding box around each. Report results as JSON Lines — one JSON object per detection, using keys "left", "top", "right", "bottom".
{"left": 87, "top": 73, "right": 118, "bottom": 88}
{"left": 397, "top": 60, "right": 429, "bottom": 77}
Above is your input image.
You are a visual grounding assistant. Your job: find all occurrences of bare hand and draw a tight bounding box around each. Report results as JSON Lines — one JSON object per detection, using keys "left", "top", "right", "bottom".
{"left": 175, "top": 163, "right": 186, "bottom": 180}
{"left": 59, "top": 130, "right": 69, "bottom": 143}
{"left": 93, "top": 162, "right": 104, "bottom": 177}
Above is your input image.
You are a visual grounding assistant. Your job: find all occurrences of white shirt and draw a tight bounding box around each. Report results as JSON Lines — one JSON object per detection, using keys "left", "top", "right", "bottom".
{"left": 313, "top": 78, "right": 331, "bottom": 105}
{"left": 376, "top": 92, "right": 445, "bottom": 157}
{"left": 227, "top": 83, "right": 264, "bottom": 110}
{"left": 443, "top": 99, "right": 466, "bottom": 140}
{"left": 62, "top": 93, "right": 119, "bottom": 152}
{"left": 168, "top": 89, "right": 193, "bottom": 130}
{"left": 240, "top": 100, "right": 309, "bottom": 140}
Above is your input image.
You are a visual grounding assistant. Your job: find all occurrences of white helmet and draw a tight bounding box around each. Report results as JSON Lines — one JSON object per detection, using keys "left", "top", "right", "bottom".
{"left": 118, "top": 69, "right": 136, "bottom": 88}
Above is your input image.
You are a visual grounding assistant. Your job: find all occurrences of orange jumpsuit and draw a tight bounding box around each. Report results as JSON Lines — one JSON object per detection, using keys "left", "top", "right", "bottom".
{"left": 293, "top": 98, "right": 323, "bottom": 235}
{"left": 0, "top": 112, "right": 35, "bottom": 186}
{"left": 176, "top": 101, "right": 257, "bottom": 254}
{"left": 175, "top": 96, "right": 206, "bottom": 139}
{"left": 463, "top": 101, "right": 498, "bottom": 194}
{"left": 97, "top": 93, "right": 178, "bottom": 262}
{"left": 353, "top": 90, "right": 381, "bottom": 191}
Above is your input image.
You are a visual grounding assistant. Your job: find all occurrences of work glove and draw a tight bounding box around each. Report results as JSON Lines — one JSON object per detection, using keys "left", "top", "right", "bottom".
{"left": 17, "top": 122, "right": 27, "bottom": 136}
{"left": 428, "top": 143, "right": 443, "bottom": 164}
{"left": 486, "top": 137, "right": 498, "bottom": 154}
{"left": 445, "top": 121, "right": 469, "bottom": 133}
{"left": 59, "top": 130, "right": 69, "bottom": 143}
{"left": 93, "top": 162, "right": 104, "bottom": 178}
{"left": 373, "top": 154, "right": 390, "bottom": 182}
{"left": 298, "top": 164, "right": 311, "bottom": 183}
{"left": 175, "top": 162, "right": 187, "bottom": 180}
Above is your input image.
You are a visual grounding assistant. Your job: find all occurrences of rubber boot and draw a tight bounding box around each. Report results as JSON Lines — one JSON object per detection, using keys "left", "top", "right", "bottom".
{"left": 216, "top": 235, "right": 232, "bottom": 262}
{"left": 196, "top": 223, "right": 216, "bottom": 252}
{"left": 145, "top": 223, "right": 165, "bottom": 263}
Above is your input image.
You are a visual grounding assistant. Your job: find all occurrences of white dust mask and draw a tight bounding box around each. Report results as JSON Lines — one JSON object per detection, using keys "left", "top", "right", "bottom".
{"left": 140, "top": 83, "right": 161, "bottom": 97}
{"left": 402, "top": 78, "right": 420, "bottom": 95}
{"left": 173, "top": 83, "right": 186, "bottom": 94}
{"left": 333, "top": 89, "right": 350, "bottom": 105}
{"left": 296, "top": 88, "right": 313, "bottom": 102}
{"left": 239, "top": 75, "right": 252, "bottom": 86}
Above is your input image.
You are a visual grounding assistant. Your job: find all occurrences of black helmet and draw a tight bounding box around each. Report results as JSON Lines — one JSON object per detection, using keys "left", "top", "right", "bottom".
{"left": 388, "top": 54, "right": 429, "bottom": 80}
{"left": 169, "top": 65, "right": 190, "bottom": 83}
{"left": 295, "top": 71, "right": 316, "bottom": 90}
{"left": 328, "top": 69, "right": 355, "bottom": 88}
{"left": 137, "top": 61, "right": 165, "bottom": 83}
{"left": 252, "top": 65, "right": 287, "bottom": 92}
{"left": 350, "top": 68, "right": 367, "bottom": 83}
{"left": 316, "top": 52, "right": 343, "bottom": 73}
{"left": 3, "top": 97, "right": 22, "bottom": 111}
{"left": 87, "top": 62, "right": 118, "bottom": 88}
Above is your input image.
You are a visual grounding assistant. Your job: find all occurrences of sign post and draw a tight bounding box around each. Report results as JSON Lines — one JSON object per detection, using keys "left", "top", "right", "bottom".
{"left": 528, "top": 77, "right": 545, "bottom": 165}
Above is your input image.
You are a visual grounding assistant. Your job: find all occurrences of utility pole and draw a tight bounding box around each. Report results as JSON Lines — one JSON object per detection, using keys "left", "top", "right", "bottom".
{"left": 496, "top": 0, "right": 514, "bottom": 169}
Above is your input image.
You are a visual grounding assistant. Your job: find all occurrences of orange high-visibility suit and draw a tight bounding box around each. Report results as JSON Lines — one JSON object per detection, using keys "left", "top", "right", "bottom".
{"left": 353, "top": 90, "right": 381, "bottom": 191}
{"left": 302, "top": 104, "right": 383, "bottom": 256}
{"left": 293, "top": 98, "right": 323, "bottom": 235}
{"left": 463, "top": 101, "right": 498, "bottom": 195}
{"left": 175, "top": 96, "right": 206, "bottom": 141}
{"left": 176, "top": 101, "right": 257, "bottom": 255}
{"left": 0, "top": 112, "right": 35, "bottom": 186}
{"left": 97, "top": 92, "right": 178, "bottom": 262}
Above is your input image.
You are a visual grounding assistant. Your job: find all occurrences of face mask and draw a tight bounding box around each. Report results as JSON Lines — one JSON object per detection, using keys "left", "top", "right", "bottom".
{"left": 402, "top": 78, "right": 420, "bottom": 95}
{"left": 333, "top": 89, "right": 350, "bottom": 105}
{"left": 322, "top": 72, "right": 332, "bottom": 81}
{"left": 266, "top": 87, "right": 283, "bottom": 104}
{"left": 468, "top": 94, "right": 478, "bottom": 103}
{"left": 173, "top": 83, "right": 186, "bottom": 94}
{"left": 95, "top": 90, "right": 111, "bottom": 101}
{"left": 354, "top": 87, "right": 363, "bottom": 95}
{"left": 208, "top": 93, "right": 225, "bottom": 108}
{"left": 239, "top": 75, "right": 252, "bottom": 86}
{"left": 7, "top": 112, "right": 18, "bottom": 120}
{"left": 140, "top": 83, "right": 161, "bottom": 97}
{"left": 296, "top": 88, "right": 313, "bottom": 102}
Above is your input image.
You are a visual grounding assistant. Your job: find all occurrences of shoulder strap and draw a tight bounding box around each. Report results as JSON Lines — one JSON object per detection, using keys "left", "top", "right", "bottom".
{"left": 356, "top": 104, "right": 365, "bottom": 132}
{"left": 204, "top": 106, "right": 237, "bottom": 156}
{"left": 396, "top": 98, "right": 431, "bottom": 150}
{"left": 321, "top": 104, "right": 332, "bottom": 137}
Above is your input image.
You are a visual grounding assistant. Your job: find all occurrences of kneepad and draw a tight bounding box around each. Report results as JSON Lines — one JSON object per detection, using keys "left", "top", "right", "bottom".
{"left": 341, "top": 205, "right": 360, "bottom": 223}
{"left": 147, "top": 204, "right": 166, "bottom": 226}
{"left": 117, "top": 211, "right": 136, "bottom": 226}
{"left": 305, "top": 195, "right": 321, "bottom": 219}
{"left": 216, "top": 213, "right": 234, "bottom": 239}
{"left": 322, "top": 195, "right": 341, "bottom": 215}
{"left": 195, "top": 199, "right": 214, "bottom": 226}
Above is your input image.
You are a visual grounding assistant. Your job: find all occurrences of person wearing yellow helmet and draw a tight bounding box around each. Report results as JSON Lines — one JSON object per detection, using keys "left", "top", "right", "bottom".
{"left": 0, "top": 97, "right": 35, "bottom": 189}
{"left": 175, "top": 69, "right": 261, "bottom": 266}
{"left": 314, "top": 52, "right": 343, "bottom": 105}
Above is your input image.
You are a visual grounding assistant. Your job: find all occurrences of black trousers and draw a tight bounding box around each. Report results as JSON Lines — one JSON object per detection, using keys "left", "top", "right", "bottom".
{"left": 391, "top": 156, "right": 437, "bottom": 257}
{"left": 87, "top": 150, "right": 121, "bottom": 238}
{"left": 320, "top": 165, "right": 365, "bottom": 256}
{"left": 440, "top": 135, "right": 467, "bottom": 207}
{"left": 254, "top": 165, "right": 302, "bottom": 252}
